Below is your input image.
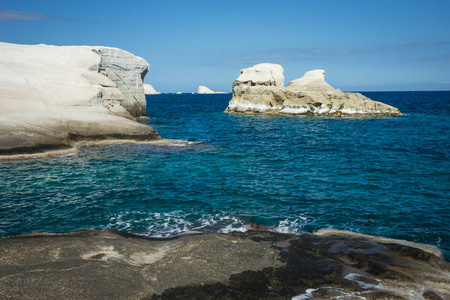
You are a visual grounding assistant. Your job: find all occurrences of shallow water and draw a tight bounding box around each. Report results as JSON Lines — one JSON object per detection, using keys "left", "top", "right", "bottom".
{"left": 0, "top": 91, "right": 449, "bottom": 258}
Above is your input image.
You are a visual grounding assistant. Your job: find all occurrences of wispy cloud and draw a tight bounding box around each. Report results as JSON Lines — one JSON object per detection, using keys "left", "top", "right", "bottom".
{"left": 214, "top": 40, "right": 450, "bottom": 68}
{"left": 219, "top": 55, "right": 292, "bottom": 67}
{"left": 214, "top": 47, "right": 356, "bottom": 68}
{"left": 382, "top": 41, "right": 450, "bottom": 53}
{"left": 0, "top": 10, "right": 67, "bottom": 22}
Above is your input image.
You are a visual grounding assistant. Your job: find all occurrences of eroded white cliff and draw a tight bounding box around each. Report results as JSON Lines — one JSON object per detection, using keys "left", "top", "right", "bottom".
{"left": 0, "top": 42, "right": 160, "bottom": 156}
{"left": 225, "top": 64, "right": 402, "bottom": 116}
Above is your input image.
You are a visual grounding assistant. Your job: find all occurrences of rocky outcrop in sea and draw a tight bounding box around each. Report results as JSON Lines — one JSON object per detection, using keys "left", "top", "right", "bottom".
{"left": 197, "top": 85, "right": 228, "bottom": 94}
{"left": 0, "top": 42, "right": 160, "bottom": 158}
{"left": 143, "top": 83, "right": 160, "bottom": 95}
{"left": 225, "top": 64, "right": 402, "bottom": 116}
{"left": 197, "top": 85, "right": 215, "bottom": 94}
{"left": 0, "top": 229, "right": 448, "bottom": 299}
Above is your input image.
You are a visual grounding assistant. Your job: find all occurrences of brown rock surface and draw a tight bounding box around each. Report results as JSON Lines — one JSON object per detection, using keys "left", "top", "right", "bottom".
{"left": 0, "top": 229, "right": 448, "bottom": 299}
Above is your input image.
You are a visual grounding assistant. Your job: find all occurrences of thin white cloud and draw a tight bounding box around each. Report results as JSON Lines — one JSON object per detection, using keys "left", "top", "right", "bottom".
{"left": 0, "top": 10, "right": 67, "bottom": 22}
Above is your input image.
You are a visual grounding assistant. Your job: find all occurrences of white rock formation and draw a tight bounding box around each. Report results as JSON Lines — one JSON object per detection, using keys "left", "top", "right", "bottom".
{"left": 286, "top": 69, "right": 334, "bottom": 91}
{"left": 197, "top": 86, "right": 229, "bottom": 94}
{"left": 90, "top": 46, "right": 150, "bottom": 118}
{"left": 0, "top": 42, "right": 160, "bottom": 156}
{"left": 143, "top": 83, "right": 160, "bottom": 95}
{"left": 233, "top": 63, "right": 284, "bottom": 87}
{"left": 225, "top": 64, "right": 401, "bottom": 116}
{"left": 197, "top": 86, "right": 215, "bottom": 94}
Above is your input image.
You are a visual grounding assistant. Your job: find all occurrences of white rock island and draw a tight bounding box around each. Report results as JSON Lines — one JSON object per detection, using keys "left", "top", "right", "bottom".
{"left": 143, "top": 83, "right": 160, "bottom": 95}
{"left": 197, "top": 85, "right": 228, "bottom": 94}
{"left": 197, "top": 85, "right": 215, "bottom": 94}
{"left": 0, "top": 42, "right": 161, "bottom": 158}
{"left": 225, "top": 64, "right": 402, "bottom": 116}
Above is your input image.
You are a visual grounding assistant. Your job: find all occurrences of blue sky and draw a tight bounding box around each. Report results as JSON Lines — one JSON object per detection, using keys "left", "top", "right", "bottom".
{"left": 1, "top": 0, "right": 449, "bottom": 92}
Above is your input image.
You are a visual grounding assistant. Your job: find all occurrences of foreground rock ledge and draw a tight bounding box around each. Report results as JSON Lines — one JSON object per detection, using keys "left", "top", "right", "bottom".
{"left": 0, "top": 42, "right": 160, "bottom": 157}
{"left": 0, "top": 229, "right": 448, "bottom": 299}
{"left": 225, "top": 64, "right": 402, "bottom": 116}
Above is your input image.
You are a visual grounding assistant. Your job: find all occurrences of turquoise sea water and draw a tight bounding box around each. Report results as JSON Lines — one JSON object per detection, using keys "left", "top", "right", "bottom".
{"left": 0, "top": 91, "right": 449, "bottom": 258}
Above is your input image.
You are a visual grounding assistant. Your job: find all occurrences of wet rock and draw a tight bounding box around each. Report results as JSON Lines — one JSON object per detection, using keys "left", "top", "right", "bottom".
{"left": 423, "top": 290, "right": 445, "bottom": 300}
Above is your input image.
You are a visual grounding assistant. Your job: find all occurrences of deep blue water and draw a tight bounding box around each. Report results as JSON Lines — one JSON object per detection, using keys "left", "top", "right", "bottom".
{"left": 0, "top": 91, "right": 449, "bottom": 258}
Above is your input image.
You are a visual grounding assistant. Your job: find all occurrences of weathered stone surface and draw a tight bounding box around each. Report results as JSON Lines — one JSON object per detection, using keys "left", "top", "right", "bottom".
{"left": 225, "top": 65, "right": 402, "bottom": 116}
{"left": 90, "top": 46, "right": 150, "bottom": 118}
{"left": 143, "top": 83, "right": 160, "bottom": 95}
{"left": 0, "top": 42, "right": 160, "bottom": 157}
{"left": 233, "top": 63, "right": 285, "bottom": 87}
{"left": 0, "top": 229, "right": 448, "bottom": 299}
{"left": 286, "top": 69, "right": 334, "bottom": 91}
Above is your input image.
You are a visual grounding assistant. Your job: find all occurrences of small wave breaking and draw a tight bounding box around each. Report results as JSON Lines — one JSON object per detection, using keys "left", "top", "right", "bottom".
{"left": 105, "top": 211, "right": 317, "bottom": 238}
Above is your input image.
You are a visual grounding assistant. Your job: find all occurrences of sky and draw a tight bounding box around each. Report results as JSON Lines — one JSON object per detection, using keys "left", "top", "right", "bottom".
{"left": 1, "top": 0, "right": 449, "bottom": 92}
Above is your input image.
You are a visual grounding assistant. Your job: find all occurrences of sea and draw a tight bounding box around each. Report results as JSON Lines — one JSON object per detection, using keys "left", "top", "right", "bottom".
{"left": 0, "top": 91, "right": 449, "bottom": 259}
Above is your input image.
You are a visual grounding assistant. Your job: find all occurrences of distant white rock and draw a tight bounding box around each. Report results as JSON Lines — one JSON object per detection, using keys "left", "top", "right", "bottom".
{"left": 197, "top": 86, "right": 215, "bottom": 94}
{"left": 143, "top": 83, "right": 160, "bottom": 95}
{"left": 0, "top": 42, "right": 160, "bottom": 157}
{"left": 197, "top": 85, "right": 229, "bottom": 94}
{"left": 225, "top": 64, "right": 401, "bottom": 116}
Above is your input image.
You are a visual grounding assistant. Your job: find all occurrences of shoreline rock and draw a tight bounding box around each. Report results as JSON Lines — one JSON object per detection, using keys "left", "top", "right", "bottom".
{"left": 225, "top": 64, "right": 402, "bottom": 116}
{"left": 0, "top": 138, "right": 204, "bottom": 160}
{"left": 0, "top": 42, "right": 160, "bottom": 157}
{"left": 0, "top": 229, "right": 448, "bottom": 299}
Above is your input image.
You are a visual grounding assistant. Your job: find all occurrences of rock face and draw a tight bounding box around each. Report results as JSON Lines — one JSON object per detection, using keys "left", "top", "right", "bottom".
{"left": 90, "top": 47, "right": 149, "bottom": 118}
{"left": 225, "top": 64, "right": 402, "bottom": 116}
{"left": 143, "top": 83, "right": 160, "bottom": 95}
{"left": 0, "top": 229, "right": 448, "bottom": 299}
{"left": 233, "top": 63, "right": 285, "bottom": 87}
{"left": 0, "top": 42, "right": 160, "bottom": 157}
{"left": 197, "top": 85, "right": 215, "bottom": 94}
{"left": 287, "top": 69, "right": 334, "bottom": 91}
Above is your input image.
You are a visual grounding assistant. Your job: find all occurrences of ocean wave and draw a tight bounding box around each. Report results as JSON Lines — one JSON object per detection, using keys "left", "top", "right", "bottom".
{"left": 105, "top": 211, "right": 318, "bottom": 237}
{"left": 105, "top": 211, "right": 251, "bottom": 237}
{"left": 273, "top": 216, "right": 317, "bottom": 234}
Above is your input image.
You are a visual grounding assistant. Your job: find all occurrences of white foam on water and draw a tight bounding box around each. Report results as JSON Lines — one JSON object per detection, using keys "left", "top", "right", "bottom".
{"left": 106, "top": 212, "right": 320, "bottom": 238}
{"left": 292, "top": 287, "right": 367, "bottom": 300}
{"left": 106, "top": 211, "right": 250, "bottom": 237}
{"left": 344, "top": 273, "right": 382, "bottom": 290}
{"left": 291, "top": 288, "right": 318, "bottom": 299}
{"left": 217, "top": 216, "right": 250, "bottom": 233}
{"left": 274, "top": 216, "right": 316, "bottom": 234}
